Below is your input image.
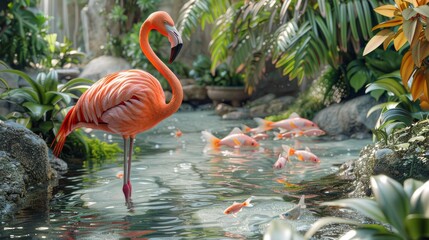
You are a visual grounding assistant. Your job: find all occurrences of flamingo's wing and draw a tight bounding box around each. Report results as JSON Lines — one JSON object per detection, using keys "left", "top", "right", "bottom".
{"left": 74, "top": 70, "right": 165, "bottom": 133}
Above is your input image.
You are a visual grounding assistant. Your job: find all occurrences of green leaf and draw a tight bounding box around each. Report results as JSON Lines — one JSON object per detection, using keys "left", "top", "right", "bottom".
{"left": 2, "top": 88, "right": 39, "bottom": 103}
{"left": 371, "top": 175, "right": 409, "bottom": 238}
{"left": 381, "top": 108, "right": 413, "bottom": 126}
{"left": 365, "top": 78, "right": 407, "bottom": 97}
{"left": 405, "top": 214, "right": 429, "bottom": 239}
{"left": 341, "top": 224, "right": 403, "bottom": 240}
{"left": 304, "top": 217, "right": 359, "bottom": 239}
{"left": 350, "top": 71, "right": 368, "bottom": 92}
{"left": 367, "top": 102, "right": 399, "bottom": 118}
{"left": 403, "top": 178, "right": 423, "bottom": 200}
{"left": 22, "top": 102, "right": 53, "bottom": 121}
{"left": 45, "top": 91, "right": 72, "bottom": 105}
{"left": 410, "top": 181, "right": 429, "bottom": 217}
{"left": 321, "top": 198, "right": 387, "bottom": 223}
{"left": 58, "top": 77, "right": 94, "bottom": 93}
{"left": 0, "top": 69, "right": 42, "bottom": 102}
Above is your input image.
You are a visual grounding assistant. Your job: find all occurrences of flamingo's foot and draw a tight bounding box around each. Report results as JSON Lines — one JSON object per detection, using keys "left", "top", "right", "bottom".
{"left": 122, "top": 183, "right": 132, "bottom": 203}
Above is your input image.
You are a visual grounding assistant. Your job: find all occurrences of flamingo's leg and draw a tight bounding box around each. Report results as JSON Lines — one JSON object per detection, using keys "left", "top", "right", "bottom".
{"left": 122, "top": 137, "right": 131, "bottom": 203}
{"left": 127, "top": 137, "right": 134, "bottom": 197}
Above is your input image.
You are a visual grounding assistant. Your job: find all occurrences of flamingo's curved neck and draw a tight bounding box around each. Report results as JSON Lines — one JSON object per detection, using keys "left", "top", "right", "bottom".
{"left": 139, "top": 21, "right": 183, "bottom": 117}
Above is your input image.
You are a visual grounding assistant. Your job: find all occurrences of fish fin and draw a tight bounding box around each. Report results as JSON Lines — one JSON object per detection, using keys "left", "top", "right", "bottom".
{"left": 305, "top": 147, "right": 311, "bottom": 152}
{"left": 289, "top": 112, "right": 300, "bottom": 119}
{"left": 243, "top": 196, "right": 254, "bottom": 207}
{"left": 254, "top": 118, "right": 272, "bottom": 132}
{"left": 241, "top": 124, "right": 251, "bottom": 133}
{"left": 201, "top": 131, "right": 221, "bottom": 149}
{"left": 281, "top": 145, "right": 295, "bottom": 156}
{"left": 298, "top": 195, "right": 306, "bottom": 208}
{"left": 273, "top": 132, "right": 282, "bottom": 140}
{"left": 229, "top": 127, "right": 243, "bottom": 135}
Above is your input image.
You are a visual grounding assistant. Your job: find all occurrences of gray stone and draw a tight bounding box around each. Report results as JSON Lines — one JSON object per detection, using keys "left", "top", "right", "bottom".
{"left": 215, "top": 103, "right": 237, "bottom": 116}
{"left": 249, "top": 104, "right": 269, "bottom": 118}
{"left": 247, "top": 93, "right": 276, "bottom": 108}
{"left": 313, "top": 95, "right": 380, "bottom": 137}
{"left": 222, "top": 110, "right": 250, "bottom": 120}
{"left": 79, "top": 56, "right": 131, "bottom": 81}
{"left": 183, "top": 84, "right": 208, "bottom": 101}
{"left": 0, "top": 121, "right": 50, "bottom": 185}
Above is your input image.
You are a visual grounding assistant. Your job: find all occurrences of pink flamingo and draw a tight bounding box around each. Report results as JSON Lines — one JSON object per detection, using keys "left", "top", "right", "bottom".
{"left": 52, "top": 11, "right": 183, "bottom": 205}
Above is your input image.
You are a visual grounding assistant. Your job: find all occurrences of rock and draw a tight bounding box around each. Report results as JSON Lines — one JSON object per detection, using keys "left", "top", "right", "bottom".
{"left": 79, "top": 56, "right": 131, "bottom": 81}
{"left": 182, "top": 84, "right": 208, "bottom": 101}
{"left": 266, "top": 96, "right": 295, "bottom": 114}
{"left": 222, "top": 110, "right": 250, "bottom": 120}
{"left": 339, "top": 120, "right": 429, "bottom": 197}
{"left": 0, "top": 120, "right": 59, "bottom": 220}
{"left": 0, "top": 151, "right": 26, "bottom": 219}
{"left": 313, "top": 95, "right": 379, "bottom": 138}
{"left": 215, "top": 103, "right": 237, "bottom": 116}
{"left": 0, "top": 121, "right": 50, "bottom": 185}
{"left": 247, "top": 94, "right": 276, "bottom": 108}
{"left": 249, "top": 104, "right": 269, "bottom": 118}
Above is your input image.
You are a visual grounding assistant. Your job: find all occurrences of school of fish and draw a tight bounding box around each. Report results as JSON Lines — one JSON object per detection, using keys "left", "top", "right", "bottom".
{"left": 198, "top": 112, "right": 325, "bottom": 219}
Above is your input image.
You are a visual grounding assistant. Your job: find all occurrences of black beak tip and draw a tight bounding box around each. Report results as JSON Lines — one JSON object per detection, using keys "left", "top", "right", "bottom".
{"left": 169, "top": 43, "right": 183, "bottom": 63}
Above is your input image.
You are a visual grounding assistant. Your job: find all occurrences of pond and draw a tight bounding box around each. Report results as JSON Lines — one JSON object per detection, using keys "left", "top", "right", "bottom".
{"left": 1, "top": 110, "right": 371, "bottom": 239}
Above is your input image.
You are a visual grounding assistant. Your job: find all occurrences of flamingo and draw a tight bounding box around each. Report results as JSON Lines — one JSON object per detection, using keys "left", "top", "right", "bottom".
{"left": 52, "top": 11, "right": 183, "bottom": 205}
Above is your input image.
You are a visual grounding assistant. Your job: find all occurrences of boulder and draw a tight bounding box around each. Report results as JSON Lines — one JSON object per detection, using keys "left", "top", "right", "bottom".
{"left": 79, "top": 56, "right": 131, "bottom": 81}
{"left": 0, "top": 121, "right": 57, "bottom": 220}
{"left": 313, "top": 95, "right": 380, "bottom": 138}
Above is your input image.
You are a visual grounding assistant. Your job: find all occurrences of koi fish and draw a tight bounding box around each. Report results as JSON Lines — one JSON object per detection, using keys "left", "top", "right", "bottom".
{"left": 175, "top": 128, "right": 183, "bottom": 138}
{"left": 201, "top": 128, "right": 259, "bottom": 149}
{"left": 116, "top": 171, "right": 124, "bottom": 179}
{"left": 279, "top": 195, "right": 306, "bottom": 220}
{"left": 273, "top": 153, "right": 289, "bottom": 169}
{"left": 273, "top": 130, "right": 303, "bottom": 140}
{"left": 301, "top": 128, "right": 325, "bottom": 137}
{"left": 224, "top": 196, "right": 254, "bottom": 217}
{"left": 254, "top": 113, "right": 318, "bottom": 132}
{"left": 251, "top": 133, "right": 269, "bottom": 141}
{"left": 282, "top": 145, "right": 320, "bottom": 163}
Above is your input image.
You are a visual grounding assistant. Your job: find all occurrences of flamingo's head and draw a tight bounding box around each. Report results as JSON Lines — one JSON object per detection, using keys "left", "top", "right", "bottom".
{"left": 147, "top": 11, "right": 183, "bottom": 63}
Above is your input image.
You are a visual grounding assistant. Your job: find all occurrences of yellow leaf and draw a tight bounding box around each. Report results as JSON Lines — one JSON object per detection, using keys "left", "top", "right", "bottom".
{"left": 372, "top": 17, "right": 403, "bottom": 31}
{"left": 426, "top": 18, "right": 429, "bottom": 40}
{"left": 424, "top": 69, "right": 429, "bottom": 104}
{"left": 394, "top": 30, "right": 408, "bottom": 50}
{"left": 397, "top": 0, "right": 410, "bottom": 10}
{"left": 374, "top": 5, "right": 397, "bottom": 17}
{"left": 411, "top": 69, "right": 425, "bottom": 100}
{"left": 400, "top": 51, "right": 414, "bottom": 88}
{"left": 383, "top": 32, "right": 396, "bottom": 50}
{"left": 363, "top": 29, "right": 394, "bottom": 55}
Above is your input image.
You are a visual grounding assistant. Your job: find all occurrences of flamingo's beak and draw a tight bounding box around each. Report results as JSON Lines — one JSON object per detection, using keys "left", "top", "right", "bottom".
{"left": 166, "top": 25, "right": 183, "bottom": 63}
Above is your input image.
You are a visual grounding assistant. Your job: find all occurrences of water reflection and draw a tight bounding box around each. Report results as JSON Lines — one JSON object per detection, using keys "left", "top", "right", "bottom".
{"left": 1, "top": 111, "right": 370, "bottom": 239}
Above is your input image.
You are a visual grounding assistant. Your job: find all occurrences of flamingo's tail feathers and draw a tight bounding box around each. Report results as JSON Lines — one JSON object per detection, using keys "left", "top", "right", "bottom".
{"left": 254, "top": 118, "right": 273, "bottom": 132}
{"left": 52, "top": 107, "right": 77, "bottom": 157}
{"left": 201, "top": 131, "right": 221, "bottom": 149}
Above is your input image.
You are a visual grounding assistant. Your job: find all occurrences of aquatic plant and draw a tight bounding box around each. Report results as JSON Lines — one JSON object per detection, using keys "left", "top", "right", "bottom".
{"left": 263, "top": 175, "right": 429, "bottom": 239}
{"left": 40, "top": 33, "right": 85, "bottom": 70}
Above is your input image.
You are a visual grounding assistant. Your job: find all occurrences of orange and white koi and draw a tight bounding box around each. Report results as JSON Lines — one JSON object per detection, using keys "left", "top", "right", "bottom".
{"left": 273, "top": 153, "right": 289, "bottom": 169}
{"left": 175, "top": 128, "right": 183, "bottom": 138}
{"left": 254, "top": 113, "right": 318, "bottom": 132}
{"left": 301, "top": 128, "right": 325, "bottom": 137}
{"left": 282, "top": 145, "right": 320, "bottom": 163}
{"left": 251, "top": 133, "right": 269, "bottom": 141}
{"left": 273, "top": 130, "right": 303, "bottom": 140}
{"left": 116, "top": 171, "right": 124, "bottom": 179}
{"left": 201, "top": 128, "right": 259, "bottom": 149}
{"left": 223, "top": 196, "right": 254, "bottom": 216}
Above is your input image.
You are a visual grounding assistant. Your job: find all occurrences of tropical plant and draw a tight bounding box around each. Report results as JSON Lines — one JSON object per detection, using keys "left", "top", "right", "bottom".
{"left": 189, "top": 55, "right": 244, "bottom": 87}
{"left": 363, "top": 0, "right": 429, "bottom": 110}
{"left": 40, "top": 33, "right": 85, "bottom": 70}
{"left": 0, "top": 0, "right": 48, "bottom": 69}
{"left": 263, "top": 175, "right": 429, "bottom": 239}
{"left": 178, "top": 0, "right": 387, "bottom": 93}
{"left": 0, "top": 62, "right": 93, "bottom": 143}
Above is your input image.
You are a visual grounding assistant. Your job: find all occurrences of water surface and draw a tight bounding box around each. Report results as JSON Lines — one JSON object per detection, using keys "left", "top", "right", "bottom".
{"left": 1, "top": 111, "right": 370, "bottom": 239}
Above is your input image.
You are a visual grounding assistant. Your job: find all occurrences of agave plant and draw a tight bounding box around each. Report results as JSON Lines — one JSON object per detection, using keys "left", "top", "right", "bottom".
{"left": 363, "top": 0, "right": 429, "bottom": 110}
{"left": 263, "top": 175, "right": 429, "bottom": 239}
{"left": 0, "top": 63, "right": 93, "bottom": 142}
